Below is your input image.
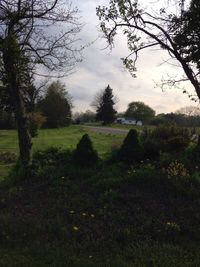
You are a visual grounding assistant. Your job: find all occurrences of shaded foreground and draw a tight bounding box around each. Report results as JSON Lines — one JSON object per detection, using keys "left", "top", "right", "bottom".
{"left": 0, "top": 159, "right": 200, "bottom": 267}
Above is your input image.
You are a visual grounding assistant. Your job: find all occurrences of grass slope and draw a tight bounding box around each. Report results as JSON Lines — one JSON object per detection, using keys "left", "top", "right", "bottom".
{"left": 0, "top": 161, "right": 200, "bottom": 266}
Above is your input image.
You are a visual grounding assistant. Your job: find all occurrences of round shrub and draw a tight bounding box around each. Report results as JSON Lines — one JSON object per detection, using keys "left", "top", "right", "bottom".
{"left": 142, "top": 138, "right": 160, "bottom": 160}
{"left": 73, "top": 134, "right": 98, "bottom": 167}
{"left": 118, "top": 129, "right": 141, "bottom": 163}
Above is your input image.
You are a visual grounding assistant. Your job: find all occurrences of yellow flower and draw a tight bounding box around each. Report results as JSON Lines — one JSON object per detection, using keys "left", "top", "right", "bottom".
{"left": 70, "top": 210, "right": 75, "bottom": 214}
{"left": 82, "top": 213, "right": 87, "bottom": 216}
{"left": 73, "top": 226, "right": 79, "bottom": 231}
{"left": 167, "top": 161, "right": 189, "bottom": 178}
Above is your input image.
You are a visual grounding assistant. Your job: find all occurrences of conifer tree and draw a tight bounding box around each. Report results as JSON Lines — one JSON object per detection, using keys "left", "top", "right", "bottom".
{"left": 118, "top": 129, "right": 141, "bottom": 163}
{"left": 95, "top": 85, "right": 117, "bottom": 125}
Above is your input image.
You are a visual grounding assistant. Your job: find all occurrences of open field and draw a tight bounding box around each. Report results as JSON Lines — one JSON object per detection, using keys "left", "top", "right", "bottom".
{"left": 0, "top": 126, "right": 126, "bottom": 155}
{"left": 0, "top": 126, "right": 126, "bottom": 179}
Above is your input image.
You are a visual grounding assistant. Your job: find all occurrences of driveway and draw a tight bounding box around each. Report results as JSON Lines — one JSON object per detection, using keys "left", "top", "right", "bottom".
{"left": 83, "top": 125, "right": 129, "bottom": 135}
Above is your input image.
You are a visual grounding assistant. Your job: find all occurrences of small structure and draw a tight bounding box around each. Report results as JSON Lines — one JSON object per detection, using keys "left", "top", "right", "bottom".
{"left": 115, "top": 117, "right": 143, "bottom": 126}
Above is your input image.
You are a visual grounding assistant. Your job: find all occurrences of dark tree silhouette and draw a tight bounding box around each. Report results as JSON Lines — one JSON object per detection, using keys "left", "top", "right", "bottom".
{"left": 38, "top": 81, "right": 72, "bottom": 128}
{"left": 125, "top": 101, "right": 155, "bottom": 124}
{"left": 95, "top": 85, "right": 117, "bottom": 125}
{"left": 0, "top": 0, "right": 82, "bottom": 165}
{"left": 97, "top": 0, "right": 200, "bottom": 101}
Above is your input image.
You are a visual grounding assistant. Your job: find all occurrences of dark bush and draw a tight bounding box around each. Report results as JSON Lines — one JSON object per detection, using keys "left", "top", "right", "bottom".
{"left": 167, "top": 136, "right": 190, "bottom": 153}
{"left": 0, "top": 152, "right": 17, "bottom": 163}
{"left": 73, "top": 134, "right": 98, "bottom": 167}
{"left": 142, "top": 125, "right": 190, "bottom": 154}
{"left": 118, "top": 129, "right": 141, "bottom": 163}
{"left": 142, "top": 138, "right": 160, "bottom": 160}
{"left": 187, "top": 135, "right": 200, "bottom": 169}
{"left": 32, "top": 147, "right": 72, "bottom": 169}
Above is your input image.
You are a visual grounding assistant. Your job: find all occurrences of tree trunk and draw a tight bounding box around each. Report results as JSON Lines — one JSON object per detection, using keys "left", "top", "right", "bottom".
{"left": 3, "top": 39, "right": 32, "bottom": 166}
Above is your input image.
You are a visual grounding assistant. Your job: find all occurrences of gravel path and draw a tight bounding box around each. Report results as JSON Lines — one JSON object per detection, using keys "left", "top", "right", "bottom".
{"left": 83, "top": 126, "right": 129, "bottom": 135}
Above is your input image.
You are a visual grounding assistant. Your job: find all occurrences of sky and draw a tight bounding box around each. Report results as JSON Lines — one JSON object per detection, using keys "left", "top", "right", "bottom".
{"left": 63, "top": 0, "right": 195, "bottom": 114}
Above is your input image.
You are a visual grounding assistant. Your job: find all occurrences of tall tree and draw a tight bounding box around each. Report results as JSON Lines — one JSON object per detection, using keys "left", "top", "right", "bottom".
{"left": 38, "top": 81, "right": 72, "bottom": 128}
{"left": 0, "top": 0, "right": 82, "bottom": 165}
{"left": 125, "top": 101, "right": 155, "bottom": 123}
{"left": 176, "top": 106, "right": 200, "bottom": 116}
{"left": 95, "top": 85, "right": 117, "bottom": 125}
{"left": 97, "top": 0, "right": 200, "bottom": 101}
{"left": 174, "top": 0, "right": 200, "bottom": 70}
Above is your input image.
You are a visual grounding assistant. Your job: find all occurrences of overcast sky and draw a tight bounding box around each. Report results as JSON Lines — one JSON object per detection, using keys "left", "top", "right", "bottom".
{"left": 63, "top": 0, "right": 195, "bottom": 114}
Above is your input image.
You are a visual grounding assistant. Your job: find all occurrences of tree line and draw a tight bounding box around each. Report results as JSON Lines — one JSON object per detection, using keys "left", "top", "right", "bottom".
{"left": 2, "top": 81, "right": 200, "bottom": 132}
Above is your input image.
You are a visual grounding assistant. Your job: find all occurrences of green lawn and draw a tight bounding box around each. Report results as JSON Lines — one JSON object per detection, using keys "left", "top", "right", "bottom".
{"left": 0, "top": 126, "right": 125, "bottom": 179}
{"left": 0, "top": 125, "right": 125, "bottom": 155}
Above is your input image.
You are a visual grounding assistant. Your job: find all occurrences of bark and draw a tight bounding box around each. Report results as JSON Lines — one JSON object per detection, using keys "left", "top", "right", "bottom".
{"left": 2, "top": 39, "right": 32, "bottom": 165}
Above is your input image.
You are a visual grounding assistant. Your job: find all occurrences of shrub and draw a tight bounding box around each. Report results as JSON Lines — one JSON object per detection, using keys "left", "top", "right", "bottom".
{"left": 0, "top": 152, "right": 17, "bottom": 164}
{"left": 73, "top": 134, "right": 98, "bottom": 167}
{"left": 188, "top": 135, "right": 200, "bottom": 168}
{"left": 27, "top": 112, "right": 46, "bottom": 137}
{"left": 142, "top": 125, "right": 190, "bottom": 154}
{"left": 142, "top": 138, "right": 160, "bottom": 160}
{"left": 118, "top": 129, "right": 141, "bottom": 163}
{"left": 32, "top": 147, "right": 72, "bottom": 169}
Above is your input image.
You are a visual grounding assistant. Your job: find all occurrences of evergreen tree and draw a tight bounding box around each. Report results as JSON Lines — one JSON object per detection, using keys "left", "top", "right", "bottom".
{"left": 38, "top": 81, "right": 72, "bottom": 128}
{"left": 118, "top": 129, "right": 141, "bottom": 163}
{"left": 73, "top": 134, "right": 98, "bottom": 167}
{"left": 95, "top": 85, "right": 117, "bottom": 125}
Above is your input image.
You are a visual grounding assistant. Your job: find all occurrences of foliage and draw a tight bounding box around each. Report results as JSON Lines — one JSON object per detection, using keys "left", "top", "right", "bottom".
{"left": 26, "top": 112, "right": 46, "bottom": 137}
{"left": 125, "top": 101, "right": 155, "bottom": 123}
{"left": 118, "top": 129, "right": 141, "bottom": 163}
{"left": 38, "top": 81, "right": 72, "bottom": 128}
{"left": 151, "top": 112, "right": 200, "bottom": 128}
{"left": 1, "top": 133, "right": 200, "bottom": 265}
{"left": 167, "top": 161, "right": 190, "bottom": 179}
{"left": 0, "top": 0, "right": 82, "bottom": 164}
{"left": 73, "top": 110, "right": 96, "bottom": 124}
{"left": 95, "top": 85, "right": 117, "bottom": 125}
{"left": 142, "top": 138, "right": 160, "bottom": 160}
{"left": 150, "top": 125, "right": 190, "bottom": 153}
{"left": 0, "top": 110, "right": 15, "bottom": 129}
{"left": 97, "top": 0, "right": 200, "bottom": 101}
{"left": 73, "top": 134, "right": 98, "bottom": 167}
{"left": 0, "top": 152, "right": 17, "bottom": 164}
{"left": 174, "top": 0, "right": 200, "bottom": 70}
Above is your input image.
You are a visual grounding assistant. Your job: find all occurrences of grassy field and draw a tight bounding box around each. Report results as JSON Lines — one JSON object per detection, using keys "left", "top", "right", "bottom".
{"left": 0, "top": 126, "right": 125, "bottom": 179}
{"left": 0, "top": 126, "right": 125, "bottom": 155}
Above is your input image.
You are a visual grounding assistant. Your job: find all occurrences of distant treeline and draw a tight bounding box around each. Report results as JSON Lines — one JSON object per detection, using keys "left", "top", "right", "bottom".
{"left": 2, "top": 110, "right": 200, "bottom": 130}
{"left": 151, "top": 113, "right": 200, "bottom": 128}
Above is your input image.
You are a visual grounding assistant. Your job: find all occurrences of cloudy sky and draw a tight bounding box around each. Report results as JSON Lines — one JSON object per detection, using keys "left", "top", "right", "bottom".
{"left": 63, "top": 0, "right": 195, "bottom": 114}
